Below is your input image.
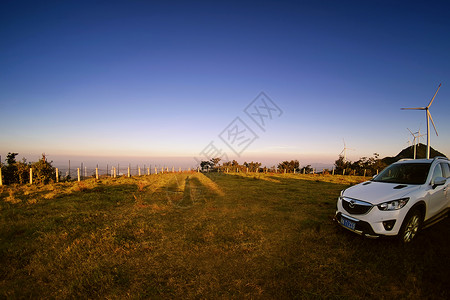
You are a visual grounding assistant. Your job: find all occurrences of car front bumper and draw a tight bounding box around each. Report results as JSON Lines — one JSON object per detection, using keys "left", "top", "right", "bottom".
{"left": 335, "top": 197, "right": 409, "bottom": 237}
{"left": 335, "top": 212, "right": 380, "bottom": 238}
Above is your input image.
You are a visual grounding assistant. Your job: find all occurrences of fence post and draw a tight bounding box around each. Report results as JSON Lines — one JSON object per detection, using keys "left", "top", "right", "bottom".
{"left": 138, "top": 167, "right": 141, "bottom": 176}
{"left": 30, "top": 168, "right": 33, "bottom": 184}
{"left": 77, "top": 168, "right": 81, "bottom": 181}
{"left": 147, "top": 167, "right": 150, "bottom": 175}
{"left": 155, "top": 167, "right": 158, "bottom": 174}
{"left": 0, "top": 167, "right": 2, "bottom": 186}
{"left": 114, "top": 167, "right": 116, "bottom": 178}
{"left": 56, "top": 168, "right": 59, "bottom": 183}
{"left": 343, "top": 169, "right": 345, "bottom": 176}
{"left": 95, "top": 168, "right": 99, "bottom": 180}
{"left": 363, "top": 169, "right": 366, "bottom": 177}
{"left": 332, "top": 168, "right": 334, "bottom": 175}
{"left": 128, "top": 166, "right": 130, "bottom": 177}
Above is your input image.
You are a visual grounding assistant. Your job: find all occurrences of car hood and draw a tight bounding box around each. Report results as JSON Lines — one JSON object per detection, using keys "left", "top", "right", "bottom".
{"left": 342, "top": 181, "right": 421, "bottom": 205}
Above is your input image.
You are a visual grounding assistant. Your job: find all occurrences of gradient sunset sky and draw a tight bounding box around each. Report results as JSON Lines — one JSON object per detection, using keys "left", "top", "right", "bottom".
{"left": 1, "top": 0, "right": 449, "bottom": 168}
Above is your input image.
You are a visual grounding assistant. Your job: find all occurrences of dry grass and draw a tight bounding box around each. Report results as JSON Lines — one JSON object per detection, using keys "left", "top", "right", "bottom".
{"left": 0, "top": 172, "right": 449, "bottom": 299}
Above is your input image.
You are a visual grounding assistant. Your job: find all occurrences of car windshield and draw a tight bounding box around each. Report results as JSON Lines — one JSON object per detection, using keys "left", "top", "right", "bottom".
{"left": 372, "top": 162, "right": 431, "bottom": 184}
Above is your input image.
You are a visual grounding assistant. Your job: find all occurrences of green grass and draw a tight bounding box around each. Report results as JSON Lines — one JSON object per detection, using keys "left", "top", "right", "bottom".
{"left": 0, "top": 172, "right": 449, "bottom": 299}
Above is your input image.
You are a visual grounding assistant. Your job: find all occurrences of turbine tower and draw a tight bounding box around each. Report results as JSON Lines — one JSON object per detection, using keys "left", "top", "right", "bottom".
{"left": 339, "top": 139, "right": 354, "bottom": 162}
{"left": 407, "top": 128, "right": 426, "bottom": 159}
{"left": 401, "top": 83, "right": 441, "bottom": 159}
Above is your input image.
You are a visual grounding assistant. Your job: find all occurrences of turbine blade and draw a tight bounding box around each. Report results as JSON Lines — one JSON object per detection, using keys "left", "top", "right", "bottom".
{"left": 407, "top": 128, "right": 413, "bottom": 135}
{"left": 401, "top": 107, "right": 426, "bottom": 110}
{"left": 428, "top": 111, "right": 438, "bottom": 136}
{"left": 427, "top": 83, "right": 442, "bottom": 108}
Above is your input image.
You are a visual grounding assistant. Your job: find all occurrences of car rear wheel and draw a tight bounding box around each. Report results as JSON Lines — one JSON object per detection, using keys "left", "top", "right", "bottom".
{"left": 398, "top": 209, "right": 422, "bottom": 243}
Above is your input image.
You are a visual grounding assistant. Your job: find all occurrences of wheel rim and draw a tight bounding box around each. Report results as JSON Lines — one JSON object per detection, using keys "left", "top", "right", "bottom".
{"left": 403, "top": 214, "right": 420, "bottom": 243}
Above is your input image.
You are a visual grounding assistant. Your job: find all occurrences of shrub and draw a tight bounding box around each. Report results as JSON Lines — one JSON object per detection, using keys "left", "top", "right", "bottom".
{"left": 1, "top": 152, "right": 31, "bottom": 185}
{"left": 31, "top": 154, "right": 56, "bottom": 185}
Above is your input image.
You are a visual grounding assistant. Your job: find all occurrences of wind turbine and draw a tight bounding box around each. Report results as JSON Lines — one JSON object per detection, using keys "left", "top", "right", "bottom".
{"left": 401, "top": 83, "right": 441, "bottom": 159}
{"left": 339, "top": 139, "right": 354, "bottom": 162}
{"left": 407, "top": 128, "right": 426, "bottom": 159}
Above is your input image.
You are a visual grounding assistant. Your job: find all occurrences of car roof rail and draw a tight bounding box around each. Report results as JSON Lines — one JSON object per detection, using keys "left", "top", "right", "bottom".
{"left": 432, "top": 156, "right": 449, "bottom": 161}
{"left": 398, "top": 158, "right": 413, "bottom": 161}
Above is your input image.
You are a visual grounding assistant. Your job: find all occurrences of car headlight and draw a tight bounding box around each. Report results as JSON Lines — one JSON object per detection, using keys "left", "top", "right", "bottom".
{"left": 377, "top": 198, "right": 409, "bottom": 211}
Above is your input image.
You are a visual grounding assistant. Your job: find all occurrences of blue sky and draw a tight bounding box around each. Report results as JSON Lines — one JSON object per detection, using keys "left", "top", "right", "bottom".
{"left": 1, "top": 0, "right": 449, "bottom": 168}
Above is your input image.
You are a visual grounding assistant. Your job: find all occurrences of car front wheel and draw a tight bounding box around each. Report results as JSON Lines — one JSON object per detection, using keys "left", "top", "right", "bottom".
{"left": 398, "top": 209, "right": 422, "bottom": 243}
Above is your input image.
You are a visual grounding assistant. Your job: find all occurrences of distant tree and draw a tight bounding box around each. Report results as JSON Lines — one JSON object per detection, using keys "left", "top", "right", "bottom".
{"left": 277, "top": 160, "right": 300, "bottom": 173}
{"left": 300, "top": 165, "right": 313, "bottom": 174}
{"left": 220, "top": 160, "right": 232, "bottom": 172}
{"left": 200, "top": 160, "right": 213, "bottom": 171}
{"left": 335, "top": 153, "right": 387, "bottom": 176}
{"left": 210, "top": 158, "right": 221, "bottom": 171}
{"left": 334, "top": 155, "right": 352, "bottom": 175}
{"left": 2, "top": 152, "right": 32, "bottom": 184}
{"left": 6, "top": 152, "right": 18, "bottom": 165}
{"left": 16, "top": 158, "right": 31, "bottom": 184}
{"left": 3, "top": 152, "right": 19, "bottom": 184}
{"left": 230, "top": 160, "right": 241, "bottom": 172}
{"left": 31, "top": 154, "right": 56, "bottom": 184}
{"left": 243, "top": 161, "right": 262, "bottom": 172}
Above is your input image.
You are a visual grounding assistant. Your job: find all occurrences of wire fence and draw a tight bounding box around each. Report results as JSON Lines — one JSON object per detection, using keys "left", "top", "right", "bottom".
{"left": 0, "top": 162, "right": 377, "bottom": 186}
{"left": 57, "top": 164, "right": 199, "bottom": 181}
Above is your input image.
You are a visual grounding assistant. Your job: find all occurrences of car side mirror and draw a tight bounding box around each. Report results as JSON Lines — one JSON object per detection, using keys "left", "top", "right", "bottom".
{"left": 432, "top": 177, "right": 446, "bottom": 189}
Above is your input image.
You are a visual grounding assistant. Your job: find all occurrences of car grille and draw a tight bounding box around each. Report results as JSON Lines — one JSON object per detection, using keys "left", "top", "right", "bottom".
{"left": 341, "top": 197, "right": 373, "bottom": 215}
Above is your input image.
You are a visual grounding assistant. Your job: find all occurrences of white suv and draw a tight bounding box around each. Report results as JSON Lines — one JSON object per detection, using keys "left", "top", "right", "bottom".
{"left": 336, "top": 157, "right": 450, "bottom": 242}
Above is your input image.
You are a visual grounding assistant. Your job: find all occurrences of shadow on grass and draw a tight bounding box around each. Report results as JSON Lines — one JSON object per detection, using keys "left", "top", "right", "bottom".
{"left": 1, "top": 173, "right": 449, "bottom": 299}
{"left": 203, "top": 172, "right": 450, "bottom": 299}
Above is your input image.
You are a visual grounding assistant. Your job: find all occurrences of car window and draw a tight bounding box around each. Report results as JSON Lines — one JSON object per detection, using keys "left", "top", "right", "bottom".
{"left": 372, "top": 163, "right": 430, "bottom": 184}
{"left": 431, "top": 164, "right": 443, "bottom": 183}
{"left": 441, "top": 163, "right": 450, "bottom": 178}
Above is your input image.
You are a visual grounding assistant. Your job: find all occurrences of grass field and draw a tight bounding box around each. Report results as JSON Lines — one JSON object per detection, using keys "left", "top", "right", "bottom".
{"left": 1, "top": 172, "right": 449, "bottom": 299}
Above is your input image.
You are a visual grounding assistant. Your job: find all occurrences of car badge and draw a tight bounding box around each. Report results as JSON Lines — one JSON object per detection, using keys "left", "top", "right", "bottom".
{"left": 349, "top": 200, "right": 355, "bottom": 208}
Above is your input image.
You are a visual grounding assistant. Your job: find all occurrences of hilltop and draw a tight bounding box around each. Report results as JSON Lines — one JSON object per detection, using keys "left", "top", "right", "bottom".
{"left": 382, "top": 143, "right": 447, "bottom": 165}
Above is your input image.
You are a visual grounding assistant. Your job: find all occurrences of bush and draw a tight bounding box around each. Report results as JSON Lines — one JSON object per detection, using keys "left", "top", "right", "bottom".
{"left": 31, "top": 155, "right": 56, "bottom": 185}
{"left": 1, "top": 152, "right": 30, "bottom": 185}
{"left": 1, "top": 153, "right": 56, "bottom": 185}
